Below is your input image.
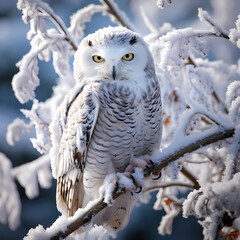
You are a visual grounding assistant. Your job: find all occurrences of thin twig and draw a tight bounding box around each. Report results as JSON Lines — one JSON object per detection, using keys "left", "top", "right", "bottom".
{"left": 144, "top": 182, "right": 195, "bottom": 192}
{"left": 48, "top": 127, "right": 234, "bottom": 239}
{"left": 185, "top": 159, "right": 209, "bottom": 164}
{"left": 186, "top": 60, "right": 229, "bottom": 115}
{"left": 180, "top": 167, "right": 200, "bottom": 190}
{"left": 212, "top": 91, "right": 229, "bottom": 114}
{"left": 38, "top": 6, "right": 78, "bottom": 51}
{"left": 101, "top": 0, "right": 132, "bottom": 30}
{"left": 186, "top": 56, "right": 197, "bottom": 67}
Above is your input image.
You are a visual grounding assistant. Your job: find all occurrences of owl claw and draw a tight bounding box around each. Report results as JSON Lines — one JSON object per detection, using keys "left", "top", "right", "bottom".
{"left": 114, "top": 180, "right": 119, "bottom": 192}
{"left": 149, "top": 160, "right": 155, "bottom": 168}
{"left": 143, "top": 159, "right": 161, "bottom": 180}
{"left": 152, "top": 171, "right": 162, "bottom": 180}
{"left": 130, "top": 174, "right": 142, "bottom": 194}
{"left": 135, "top": 185, "right": 142, "bottom": 194}
{"left": 130, "top": 174, "right": 136, "bottom": 185}
{"left": 145, "top": 165, "right": 151, "bottom": 175}
{"left": 145, "top": 159, "right": 155, "bottom": 174}
{"left": 147, "top": 160, "right": 161, "bottom": 181}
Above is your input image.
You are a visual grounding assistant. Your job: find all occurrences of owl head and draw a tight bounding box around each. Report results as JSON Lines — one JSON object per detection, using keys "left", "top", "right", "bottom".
{"left": 74, "top": 26, "right": 155, "bottom": 83}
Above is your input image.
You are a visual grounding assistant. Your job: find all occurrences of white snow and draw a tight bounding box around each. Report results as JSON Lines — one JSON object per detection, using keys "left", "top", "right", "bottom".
{"left": 12, "top": 154, "right": 51, "bottom": 199}
{"left": 24, "top": 196, "right": 115, "bottom": 240}
{"left": 68, "top": 4, "right": 106, "bottom": 40}
{"left": 1, "top": 0, "right": 240, "bottom": 239}
{"left": 0, "top": 153, "right": 21, "bottom": 230}
{"left": 229, "top": 15, "right": 240, "bottom": 48}
{"left": 6, "top": 118, "right": 33, "bottom": 146}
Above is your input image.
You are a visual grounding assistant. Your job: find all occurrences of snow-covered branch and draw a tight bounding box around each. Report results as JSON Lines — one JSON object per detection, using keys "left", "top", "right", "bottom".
{"left": 24, "top": 126, "right": 234, "bottom": 239}
{"left": 0, "top": 153, "right": 21, "bottom": 231}
{"left": 12, "top": 154, "right": 51, "bottom": 199}
{"left": 198, "top": 8, "right": 229, "bottom": 40}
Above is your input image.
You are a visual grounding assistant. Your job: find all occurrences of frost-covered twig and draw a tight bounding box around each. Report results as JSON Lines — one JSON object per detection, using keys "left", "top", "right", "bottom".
{"left": 37, "top": 5, "right": 77, "bottom": 51}
{"left": 25, "top": 127, "right": 234, "bottom": 239}
{"left": 185, "top": 60, "right": 228, "bottom": 115}
{"left": 12, "top": 154, "right": 51, "bottom": 199}
{"left": 0, "top": 153, "right": 21, "bottom": 230}
{"left": 229, "top": 15, "right": 240, "bottom": 48}
{"left": 144, "top": 182, "right": 195, "bottom": 192}
{"left": 17, "top": 0, "right": 77, "bottom": 50}
{"left": 198, "top": 8, "right": 229, "bottom": 40}
{"left": 68, "top": 4, "right": 106, "bottom": 41}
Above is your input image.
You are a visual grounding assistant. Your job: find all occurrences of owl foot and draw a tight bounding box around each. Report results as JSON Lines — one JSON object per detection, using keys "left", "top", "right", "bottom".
{"left": 116, "top": 168, "right": 144, "bottom": 195}
{"left": 131, "top": 157, "right": 162, "bottom": 181}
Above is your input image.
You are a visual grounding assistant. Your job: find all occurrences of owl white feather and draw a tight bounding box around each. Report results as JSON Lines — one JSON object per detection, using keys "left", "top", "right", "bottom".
{"left": 49, "top": 26, "right": 162, "bottom": 232}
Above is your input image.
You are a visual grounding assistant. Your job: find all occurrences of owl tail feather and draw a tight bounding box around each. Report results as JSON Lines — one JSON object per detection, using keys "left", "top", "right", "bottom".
{"left": 93, "top": 192, "right": 133, "bottom": 232}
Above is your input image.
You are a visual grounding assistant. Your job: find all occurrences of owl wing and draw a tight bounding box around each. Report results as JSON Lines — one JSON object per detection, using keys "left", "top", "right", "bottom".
{"left": 50, "top": 84, "right": 99, "bottom": 216}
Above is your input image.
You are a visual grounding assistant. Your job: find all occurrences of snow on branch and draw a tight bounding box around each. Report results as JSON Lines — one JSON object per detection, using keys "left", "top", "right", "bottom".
{"left": 198, "top": 8, "right": 229, "bottom": 39}
{"left": 13, "top": 0, "right": 76, "bottom": 104}
{"left": 12, "top": 39, "right": 45, "bottom": 104}
{"left": 12, "top": 32, "right": 71, "bottom": 104}
{"left": 12, "top": 154, "right": 51, "bottom": 199}
{"left": 0, "top": 152, "right": 52, "bottom": 232}
{"left": 24, "top": 125, "right": 235, "bottom": 239}
{"left": 183, "top": 172, "right": 240, "bottom": 239}
{"left": 68, "top": 4, "right": 106, "bottom": 40}
{"left": 229, "top": 15, "right": 240, "bottom": 48}
{"left": 17, "top": 0, "right": 77, "bottom": 50}
{"left": 0, "top": 153, "right": 21, "bottom": 231}
{"left": 150, "top": 9, "right": 233, "bottom": 75}
{"left": 6, "top": 118, "right": 33, "bottom": 146}
{"left": 156, "top": 27, "right": 230, "bottom": 72}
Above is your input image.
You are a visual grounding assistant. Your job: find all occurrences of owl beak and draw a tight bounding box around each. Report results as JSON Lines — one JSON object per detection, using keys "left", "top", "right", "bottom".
{"left": 112, "top": 65, "right": 116, "bottom": 80}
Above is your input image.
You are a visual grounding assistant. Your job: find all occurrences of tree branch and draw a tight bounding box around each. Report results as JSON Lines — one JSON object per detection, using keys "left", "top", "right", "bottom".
{"left": 144, "top": 182, "right": 195, "bottom": 192}
{"left": 38, "top": 6, "right": 78, "bottom": 51}
{"left": 100, "top": 0, "right": 133, "bottom": 30}
{"left": 44, "top": 127, "right": 234, "bottom": 240}
{"left": 180, "top": 167, "right": 200, "bottom": 190}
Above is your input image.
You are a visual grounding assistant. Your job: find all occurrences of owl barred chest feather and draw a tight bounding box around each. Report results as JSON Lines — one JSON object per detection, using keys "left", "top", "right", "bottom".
{"left": 84, "top": 79, "right": 161, "bottom": 193}
{"left": 50, "top": 26, "right": 162, "bottom": 232}
{"left": 87, "top": 82, "right": 161, "bottom": 172}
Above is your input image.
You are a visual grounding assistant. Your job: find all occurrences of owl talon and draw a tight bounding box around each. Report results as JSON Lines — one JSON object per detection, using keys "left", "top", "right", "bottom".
{"left": 152, "top": 171, "right": 162, "bottom": 180}
{"left": 135, "top": 186, "right": 142, "bottom": 194}
{"left": 130, "top": 174, "right": 142, "bottom": 193}
{"left": 114, "top": 180, "right": 119, "bottom": 192}
{"left": 145, "top": 165, "right": 151, "bottom": 174}
{"left": 130, "top": 174, "right": 136, "bottom": 185}
{"left": 149, "top": 160, "right": 154, "bottom": 168}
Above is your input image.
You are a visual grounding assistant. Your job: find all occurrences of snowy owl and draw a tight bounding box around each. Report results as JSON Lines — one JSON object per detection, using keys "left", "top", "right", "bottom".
{"left": 50, "top": 26, "right": 162, "bottom": 232}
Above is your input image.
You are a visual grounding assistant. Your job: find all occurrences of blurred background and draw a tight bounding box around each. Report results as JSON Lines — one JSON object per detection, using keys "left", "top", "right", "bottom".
{"left": 0, "top": 0, "right": 239, "bottom": 239}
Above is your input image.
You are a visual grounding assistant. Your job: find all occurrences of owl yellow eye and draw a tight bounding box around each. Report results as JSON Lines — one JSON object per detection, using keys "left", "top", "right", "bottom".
{"left": 122, "top": 53, "right": 134, "bottom": 61}
{"left": 92, "top": 55, "right": 104, "bottom": 63}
